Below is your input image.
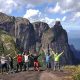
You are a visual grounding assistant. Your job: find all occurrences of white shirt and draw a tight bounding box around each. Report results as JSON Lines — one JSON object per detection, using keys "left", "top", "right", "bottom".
{"left": 1, "top": 56, "right": 7, "bottom": 64}
{"left": 24, "top": 55, "right": 29, "bottom": 62}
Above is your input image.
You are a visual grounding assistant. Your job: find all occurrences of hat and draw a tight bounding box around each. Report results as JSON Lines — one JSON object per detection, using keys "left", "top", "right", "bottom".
{"left": 18, "top": 51, "right": 23, "bottom": 54}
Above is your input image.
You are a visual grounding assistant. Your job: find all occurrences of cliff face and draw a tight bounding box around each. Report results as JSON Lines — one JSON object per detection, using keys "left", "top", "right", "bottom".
{"left": 15, "top": 18, "right": 36, "bottom": 50}
{"left": 32, "top": 22, "right": 49, "bottom": 48}
{"left": 0, "top": 12, "right": 15, "bottom": 36}
{"left": 0, "top": 12, "right": 74, "bottom": 65}
{"left": 0, "top": 13, "right": 36, "bottom": 50}
{"left": 42, "top": 21, "right": 74, "bottom": 64}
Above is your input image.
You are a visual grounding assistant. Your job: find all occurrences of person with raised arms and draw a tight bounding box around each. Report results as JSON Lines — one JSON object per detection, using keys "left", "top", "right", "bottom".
{"left": 14, "top": 51, "right": 23, "bottom": 72}
{"left": 42, "top": 48, "right": 52, "bottom": 70}
{"left": 50, "top": 48, "right": 64, "bottom": 71}
{"left": 23, "top": 50, "right": 32, "bottom": 71}
{"left": 0, "top": 54, "right": 8, "bottom": 74}
{"left": 31, "top": 49, "right": 41, "bottom": 71}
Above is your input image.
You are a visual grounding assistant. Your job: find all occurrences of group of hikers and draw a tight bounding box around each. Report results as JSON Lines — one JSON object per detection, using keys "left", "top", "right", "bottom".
{"left": 0, "top": 48, "right": 64, "bottom": 74}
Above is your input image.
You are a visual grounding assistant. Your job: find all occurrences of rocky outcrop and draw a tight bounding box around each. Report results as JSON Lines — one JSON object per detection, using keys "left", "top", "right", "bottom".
{"left": 15, "top": 18, "right": 36, "bottom": 50}
{"left": 0, "top": 12, "right": 75, "bottom": 64}
{"left": 70, "top": 45, "right": 80, "bottom": 64}
{"left": 32, "top": 22, "right": 49, "bottom": 48}
{"left": 0, "top": 12, "right": 15, "bottom": 36}
{"left": 41, "top": 21, "right": 74, "bottom": 65}
{"left": 0, "top": 13, "right": 36, "bottom": 50}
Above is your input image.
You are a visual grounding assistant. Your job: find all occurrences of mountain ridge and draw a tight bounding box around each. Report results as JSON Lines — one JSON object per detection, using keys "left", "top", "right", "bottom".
{"left": 0, "top": 12, "right": 76, "bottom": 65}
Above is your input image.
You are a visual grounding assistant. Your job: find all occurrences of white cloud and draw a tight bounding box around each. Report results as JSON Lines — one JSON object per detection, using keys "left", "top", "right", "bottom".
{"left": 40, "top": 17, "right": 55, "bottom": 26}
{"left": 23, "top": 8, "right": 67, "bottom": 27}
{"left": 48, "top": 0, "right": 80, "bottom": 14}
{"left": 61, "top": 9, "right": 72, "bottom": 14}
{"left": 48, "top": 2, "right": 61, "bottom": 13}
{"left": 26, "top": 4, "right": 35, "bottom": 8}
{"left": 40, "top": 17, "right": 66, "bottom": 27}
{"left": 62, "top": 16, "right": 67, "bottom": 22}
{"left": 0, "top": 0, "right": 54, "bottom": 14}
{"left": 55, "top": 18, "right": 61, "bottom": 21}
{"left": 15, "top": 0, "right": 53, "bottom": 6}
{"left": 0, "top": 0, "right": 17, "bottom": 14}
{"left": 71, "top": 12, "right": 80, "bottom": 21}
{"left": 23, "top": 9, "right": 41, "bottom": 18}
{"left": 23, "top": 9, "right": 55, "bottom": 27}
{"left": 74, "top": 12, "right": 80, "bottom": 18}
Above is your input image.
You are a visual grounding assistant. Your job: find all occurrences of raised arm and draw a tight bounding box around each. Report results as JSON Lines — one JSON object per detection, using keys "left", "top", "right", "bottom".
{"left": 42, "top": 48, "right": 46, "bottom": 54}
{"left": 13, "top": 54, "right": 18, "bottom": 59}
{"left": 50, "top": 48, "right": 55, "bottom": 55}
{"left": 6, "top": 54, "right": 11, "bottom": 56}
{"left": 38, "top": 53, "right": 41, "bottom": 57}
{"left": 28, "top": 51, "right": 32, "bottom": 56}
{"left": 59, "top": 50, "right": 64, "bottom": 56}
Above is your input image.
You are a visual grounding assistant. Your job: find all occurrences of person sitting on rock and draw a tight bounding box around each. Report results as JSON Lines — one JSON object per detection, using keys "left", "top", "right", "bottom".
{"left": 50, "top": 49, "right": 64, "bottom": 71}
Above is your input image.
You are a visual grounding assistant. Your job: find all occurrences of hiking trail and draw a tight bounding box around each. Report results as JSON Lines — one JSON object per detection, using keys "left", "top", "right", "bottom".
{"left": 0, "top": 70, "right": 72, "bottom": 80}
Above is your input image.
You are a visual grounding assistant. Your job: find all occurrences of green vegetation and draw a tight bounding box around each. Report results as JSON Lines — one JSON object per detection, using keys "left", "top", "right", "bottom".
{"left": 64, "top": 65, "right": 80, "bottom": 80}
{"left": 0, "top": 29, "right": 16, "bottom": 57}
{"left": 38, "top": 50, "right": 45, "bottom": 68}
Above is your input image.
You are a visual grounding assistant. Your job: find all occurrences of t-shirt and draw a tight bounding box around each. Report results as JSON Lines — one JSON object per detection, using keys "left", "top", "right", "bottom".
{"left": 17, "top": 55, "right": 23, "bottom": 63}
{"left": 46, "top": 55, "right": 50, "bottom": 62}
{"left": 54, "top": 53, "right": 61, "bottom": 62}
{"left": 24, "top": 55, "right": 29, "bottom": 62}
{"left": 31, "top": 54, "right": 41, "bottom": 61}
{"left": 1, "top": 56, "right": 7, "bottom": 64}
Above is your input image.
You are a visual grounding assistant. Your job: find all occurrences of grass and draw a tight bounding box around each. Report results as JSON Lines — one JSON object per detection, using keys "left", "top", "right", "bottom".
{"left": 0, "top": 29, "right": 16, "bottom": 57}
{"left": 64, "top": 65, "right": 80, "bottom": 80}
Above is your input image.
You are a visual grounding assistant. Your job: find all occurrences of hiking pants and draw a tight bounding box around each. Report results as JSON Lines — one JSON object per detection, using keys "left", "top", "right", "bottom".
{"left": 17, "top": 62, "right": 23, "bottom": 71}
{"left": 1, "top": 63, "right": 8, "bottom": 73}
{"left": 54, "top": 61, "right": 60, "bottom": 70}
{"left": 34, "top": 61, "right": 39, "bottom": 71}
{"left": 24, "top": 62, "right": 29, "bottom": 71}
{"left": 46, "top": 62, "right": 51, "bottom": 69}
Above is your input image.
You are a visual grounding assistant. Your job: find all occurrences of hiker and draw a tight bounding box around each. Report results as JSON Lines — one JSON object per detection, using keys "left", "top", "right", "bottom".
{"left": 31, "top": 50, "right": 41, "bottom": 71}
{"left": 0, "top": 54, "right": 8, "bottom": 74}
{"left": 42, "top": 48, "right": 52, "bottom": 70}
{"left": 45, "top": 53, "right": 52, "bottom": 69}
{"left": 7, "top": 54, "right": 14, "bottom": 73}
{"left": 23, "top": 50, "right": 31, "bottom": 71}
{"left": 16, "top": 53, "right": 23, "bottom": 72}
{"left": 50, "top": 49, "right": 64, "bottom": 71}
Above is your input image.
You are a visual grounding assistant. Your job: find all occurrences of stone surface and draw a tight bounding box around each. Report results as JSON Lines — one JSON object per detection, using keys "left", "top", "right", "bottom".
{"left": 41, "top": 21, "right": 74, "bottom": 64}
{"left": 0, "top": 13, "right": 75, "bottom": 64}
{"left": 32, "top": 22, "right": 49, "bottom": 48}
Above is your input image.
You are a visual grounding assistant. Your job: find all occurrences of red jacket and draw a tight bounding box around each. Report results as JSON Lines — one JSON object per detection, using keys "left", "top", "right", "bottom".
{"left": 17, "top": 55, "right": 23, "bottom": 63}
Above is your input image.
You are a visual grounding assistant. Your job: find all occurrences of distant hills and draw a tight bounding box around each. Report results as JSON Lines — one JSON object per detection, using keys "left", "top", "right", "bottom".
{"left": 69, "top": 38, "right": 80, "bottom": 50}
{"left": 68, "top": 30, "right": 80, "bottom": 50}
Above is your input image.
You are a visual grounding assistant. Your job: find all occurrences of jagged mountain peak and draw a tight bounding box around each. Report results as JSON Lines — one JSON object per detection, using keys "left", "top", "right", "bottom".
{"left": 0, "top": 12, "right": 75, "bottom": 65}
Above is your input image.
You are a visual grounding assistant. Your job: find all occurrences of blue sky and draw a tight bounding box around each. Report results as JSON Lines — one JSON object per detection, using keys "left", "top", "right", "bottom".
{"left": 0, "top": 0, "right": 80, "bottom": 33}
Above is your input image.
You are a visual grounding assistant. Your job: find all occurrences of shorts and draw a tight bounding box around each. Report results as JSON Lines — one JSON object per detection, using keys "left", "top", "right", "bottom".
{"left": 34, "top": 61, "right": 39, "bottom": 67}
